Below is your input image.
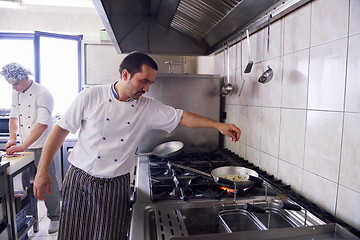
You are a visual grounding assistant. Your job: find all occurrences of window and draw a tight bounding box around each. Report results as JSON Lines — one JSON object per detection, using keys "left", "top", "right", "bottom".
{"left": 34, "top": 31, "right": 82, "bottom": 116}
{"left": 0, "top": 33, "right": 34, "bottom": 111}
{"left": 0, "top": 32, "right": 82, "bottom": 116}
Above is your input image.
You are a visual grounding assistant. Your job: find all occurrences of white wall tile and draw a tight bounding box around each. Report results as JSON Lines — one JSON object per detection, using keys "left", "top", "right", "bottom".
{"left": 246, "top": 106, "right": 261, "bottom": 149}
{"left": 245, "top": 146, "right": 260, "bottom": 166}
{"left": 224, "top": 104, "right": 237, "bottom": 152}
{"left": 278, "top": 160, "right": 303, "bottom": 193}
{"left": 349, "top": 0, "right": 360, "bottom": 35}
{"left": 311, "top": 0, "right": 349, "bottom": 46}
{"left": 336, "top": 186, "right": 360, "bottom": 229}
{"left": 259, "top": 152, "right": 278, "bottom": 177}
{"left": 53, "top": 13, "right": 73, "bottom": 33}
{"left": 242, "top": 63, "right": 263, "bottom": 106}
{"left": 228, "top": 43, "right": 237, "bottom": 72}
{"left": 234, "top": 105, "right": 247, "bottom": 144}
{"left": 245, "top": 28, "right": 265, "bottom": 64}
{"left": 2, "top": 10, "right": 38, "bottom": 31}
{"left": 35, "top": 12, "right": 55, "bottom": 32}
{"left": 340, "top": 113, "right": 360, "bottom": 192}
{"left": 301, "top": 171, "right": 338, "bottom": 213}
{"left": 0, "top": 9, "right": 3, "bottom": 30}
{"left": 284, "top": 3, "right": 311, "bottom": 54}
{"left": 261, "top": 56, "right": 282, "bottom": 108}
{"left": 281, "top": 49, "right": 309, "bottom": 109}
{"left": 214, "top": 52, "right": 225, "bottom": 76}
{"left": 345, "top": 34, "right": 360, "bottom": 112}
{"left": 194, "top": 56, "right": 215, "bottom": 75}
{"left": 235, "top": 39, "right": 243, "bottom": 71}
{"left": 235, "top": 68, "right": 246, "bottom": 104}
{"left": 267, "top": 18, "right": 283, "bottom": 60}
{"left": 260, "top": 107, "right": 280, "bottom": 157}
{"left": 304, "top": 111, "right": 343, "bottom": 182}
{"left": 279, "top": 109, "right": 306, "bottom": 168}
{"left": 236, "top": 142, "right": 246, "bottom": 158}
{"left": 71, "top": 14, "right": 101, "bottom": 34}
{"left": 308, "top": 38, "right": 347, "bottom": 111}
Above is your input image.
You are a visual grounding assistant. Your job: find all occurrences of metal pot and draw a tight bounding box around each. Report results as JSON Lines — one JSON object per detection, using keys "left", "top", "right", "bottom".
{"left": 135, "top": 141, "right": 184, "bottom": 158}
{"left": 170, "top": 163, "right": 263, "bottom": 189}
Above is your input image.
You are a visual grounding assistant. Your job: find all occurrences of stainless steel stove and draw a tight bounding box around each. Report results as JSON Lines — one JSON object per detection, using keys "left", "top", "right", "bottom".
{"left": 129, "top": 149, "right": 360, "bottom": 240}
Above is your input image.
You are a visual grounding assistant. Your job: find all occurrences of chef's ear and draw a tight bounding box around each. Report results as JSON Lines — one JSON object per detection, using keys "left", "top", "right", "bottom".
{"left": 121, "top": 69, "right": 131, "bottom": 81}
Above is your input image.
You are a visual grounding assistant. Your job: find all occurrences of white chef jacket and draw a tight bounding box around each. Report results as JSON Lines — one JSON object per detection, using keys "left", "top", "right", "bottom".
{"left": 10, "top": 81, "right": 54, "bottom": 149}
{"left": 58, "top": 82, "right": 183, "bottom": 178}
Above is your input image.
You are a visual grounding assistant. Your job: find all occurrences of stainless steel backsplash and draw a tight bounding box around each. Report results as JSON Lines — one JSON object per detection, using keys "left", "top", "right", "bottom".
{"left": 137, "top": 73, "right": 221, "bottom": 153}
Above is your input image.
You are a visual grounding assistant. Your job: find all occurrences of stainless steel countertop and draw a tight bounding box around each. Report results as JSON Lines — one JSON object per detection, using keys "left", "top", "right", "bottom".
{"left": 129, "top": 155, "right": 330, "bottom": 240}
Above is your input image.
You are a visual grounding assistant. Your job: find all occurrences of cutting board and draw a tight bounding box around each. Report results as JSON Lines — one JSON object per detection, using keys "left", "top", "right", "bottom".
{"left": 2, "top": 153, "right": 27, "bottom": 161}
{"left": 0, "top": 152, "right": 35, "bottom": 175}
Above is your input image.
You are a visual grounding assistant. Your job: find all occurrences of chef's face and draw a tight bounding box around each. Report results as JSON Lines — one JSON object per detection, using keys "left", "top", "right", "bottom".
{"left": 123, "top": 64, "right": 157, "bottom": 99}
{"left": 7, "top": 79, "right": 30, "bottom": 92}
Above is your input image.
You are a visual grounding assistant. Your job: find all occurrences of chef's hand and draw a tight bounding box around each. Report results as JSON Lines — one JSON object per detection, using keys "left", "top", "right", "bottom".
{"left": 34, "top": 171, "right": 51, "bottom": 200}
{"left": 218, "top": 123, "right": 241, "bottom": 142}
{"left": 6, "top": 144, "right": 26, "bottom": 155}
{"left": 5, "top": 139, "right": 17, "bottom": 150}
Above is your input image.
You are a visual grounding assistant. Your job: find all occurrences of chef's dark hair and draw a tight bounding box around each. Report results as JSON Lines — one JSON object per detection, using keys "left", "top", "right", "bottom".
{"left": 119, "top": 52, "right": 158, "bottom": 76}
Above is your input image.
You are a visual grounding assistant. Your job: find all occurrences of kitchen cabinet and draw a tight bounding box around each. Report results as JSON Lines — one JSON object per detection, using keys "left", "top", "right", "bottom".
{"left": 2, "top": 153, "right": 38, "bottom": 240}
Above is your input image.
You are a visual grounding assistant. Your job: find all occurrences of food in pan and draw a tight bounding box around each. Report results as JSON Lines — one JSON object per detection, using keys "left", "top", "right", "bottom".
{"left": 219, "top": 174, "right": 247, "bottom": 181}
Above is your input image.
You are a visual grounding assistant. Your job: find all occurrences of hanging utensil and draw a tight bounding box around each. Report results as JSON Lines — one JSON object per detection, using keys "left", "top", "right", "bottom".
{"left": 220, "top": 42, "right": 233, "bottom": 96}
{"left": 244, "top": 29, "right": 253, "bottom": 73}
{"left": 238, "top": 31, "right": 245, "bottom": 96}
{"left": 258, "top": 15, "right": 273, "bottom": 84}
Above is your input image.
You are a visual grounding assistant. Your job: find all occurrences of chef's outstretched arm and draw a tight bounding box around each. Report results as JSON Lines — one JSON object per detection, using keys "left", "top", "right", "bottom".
{"left": 34, "top": 125, "right": 70, "bottom": 200}
{"left": 179, "top": 110, "right": 241, "bottom": 142}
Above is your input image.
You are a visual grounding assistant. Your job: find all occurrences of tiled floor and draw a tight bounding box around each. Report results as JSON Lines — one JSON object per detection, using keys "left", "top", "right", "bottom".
{"left": 27, "top": 201, "right": 58, "bottom": 240}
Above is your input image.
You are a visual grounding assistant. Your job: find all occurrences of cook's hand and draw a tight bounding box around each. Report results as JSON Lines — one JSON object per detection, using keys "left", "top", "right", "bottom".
{"left": 5, "top": 139, "right": 17, "bottom": 149}
{"left": 6, "top": 144, "right": 26, "bottom": 155}
{"left": 34, "top": 171, "right": 51, "bottom": 200}
{"left": 218, "top": 123, "right": 241, "bottom": 142}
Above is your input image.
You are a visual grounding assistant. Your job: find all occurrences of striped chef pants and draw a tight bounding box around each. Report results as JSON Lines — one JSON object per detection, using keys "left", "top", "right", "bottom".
{"left": 58, "top": 165, "right": 130, "bottom": 240}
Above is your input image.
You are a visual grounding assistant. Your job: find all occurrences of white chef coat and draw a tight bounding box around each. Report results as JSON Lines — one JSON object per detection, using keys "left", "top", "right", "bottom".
{"left": 10, "top": 81, "right": 54, "bottom": 149}
{"left": 58, "top": 82, "right": 183, "bottom": 178}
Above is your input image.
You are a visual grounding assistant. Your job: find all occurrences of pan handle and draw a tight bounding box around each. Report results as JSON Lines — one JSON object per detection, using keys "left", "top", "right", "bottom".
{"left": 134, "top": 152, "right": 153, "bottom": 156}
{"left": 278, "top": 201, "right": 302, "bottom": 211}
{"left": 215, "top": 177, "right": 236, "bottom": 186}
{"left": 248, "top": 175, "right": 263, "bottom": 184}
{"left": 243, "top": 203, "right": 266, "bottom": 213}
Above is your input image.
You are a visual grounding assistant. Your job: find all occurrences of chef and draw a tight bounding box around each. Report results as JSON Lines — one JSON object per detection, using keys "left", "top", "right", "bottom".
{"left": 0, "top": 62, "right": 61, "bottom": 234}
{"left": 33, "top": 52, "right": 241, "bottom": 240}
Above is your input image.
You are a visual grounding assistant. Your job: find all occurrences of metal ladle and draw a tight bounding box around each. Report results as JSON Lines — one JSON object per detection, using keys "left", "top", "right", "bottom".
{"left": 221, "top": 42, "right": 233, "bottom": 96}
{"left": 258, "top": 15, "right": 273, "bottom": 84}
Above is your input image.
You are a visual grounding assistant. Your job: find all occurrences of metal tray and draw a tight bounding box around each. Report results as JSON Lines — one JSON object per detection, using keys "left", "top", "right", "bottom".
{"left": 218, "top": 209, "right": 266, "bottom": 232}
{"left": 171, "top": 223, "right": 360, "bottom": 240}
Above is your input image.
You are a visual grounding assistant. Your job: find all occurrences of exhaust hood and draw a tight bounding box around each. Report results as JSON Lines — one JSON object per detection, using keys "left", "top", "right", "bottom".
{"left": 92, "top": 0, "right": 308, "bottom": 55}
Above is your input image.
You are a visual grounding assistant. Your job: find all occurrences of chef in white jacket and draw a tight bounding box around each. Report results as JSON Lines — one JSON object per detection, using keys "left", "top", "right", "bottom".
{"left": 1, "top": 62, "right": 61, "bottom": 234}
{"left": 33, "top": 52, "right": 241, "bottom": 240}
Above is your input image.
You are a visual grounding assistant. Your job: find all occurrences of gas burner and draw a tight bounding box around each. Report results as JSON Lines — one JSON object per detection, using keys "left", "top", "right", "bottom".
{"left": 148, "top": 151, "right": 269, "bottom": 202}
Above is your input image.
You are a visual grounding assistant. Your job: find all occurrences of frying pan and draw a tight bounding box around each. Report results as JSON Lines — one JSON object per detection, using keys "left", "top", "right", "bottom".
{"left": 170, "top": 163, "right": 263, "bottom": 189}
{"left": 135, "top": 141, "right": 184, "bottom": 158}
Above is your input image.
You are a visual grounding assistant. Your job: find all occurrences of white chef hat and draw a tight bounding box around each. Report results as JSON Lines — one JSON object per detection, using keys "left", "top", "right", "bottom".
{"left": 0, "top": 62, "right": 33, "bottom": 82}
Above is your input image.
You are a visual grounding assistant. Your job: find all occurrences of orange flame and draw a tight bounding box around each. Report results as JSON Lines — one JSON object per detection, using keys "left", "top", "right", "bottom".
{"left": 220, "top": 186, "right": 238, "bottom": 194}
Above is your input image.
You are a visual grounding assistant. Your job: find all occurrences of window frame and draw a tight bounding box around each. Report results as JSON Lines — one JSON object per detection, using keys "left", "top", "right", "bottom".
{"left": 34, "top": 31, "right": 83, "bottom": 92}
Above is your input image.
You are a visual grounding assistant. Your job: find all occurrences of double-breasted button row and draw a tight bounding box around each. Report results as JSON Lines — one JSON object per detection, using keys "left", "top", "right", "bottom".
{"left": 96, "top": 155, "right": 119, "bottom": 163}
